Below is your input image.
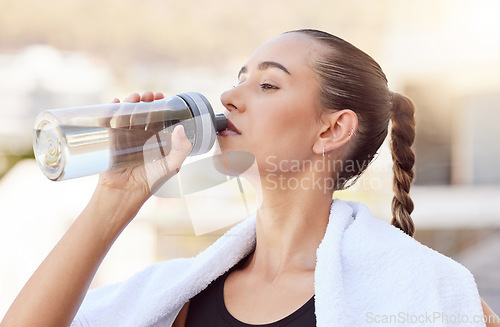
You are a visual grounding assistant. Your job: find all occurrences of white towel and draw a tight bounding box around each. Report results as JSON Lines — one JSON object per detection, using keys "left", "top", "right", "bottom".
{"left": 73, "top": 199, "right": 485, "bottom": 326}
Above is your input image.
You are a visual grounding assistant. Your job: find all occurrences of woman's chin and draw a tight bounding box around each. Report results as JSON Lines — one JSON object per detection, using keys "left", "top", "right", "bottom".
{"left": 212, "top": 150, "right": 256, "bottom": 176}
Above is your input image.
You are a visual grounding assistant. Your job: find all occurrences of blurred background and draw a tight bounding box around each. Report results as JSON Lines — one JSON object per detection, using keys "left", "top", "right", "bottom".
{"left": 1, "top": 0, "right": 499, "bottom": 318}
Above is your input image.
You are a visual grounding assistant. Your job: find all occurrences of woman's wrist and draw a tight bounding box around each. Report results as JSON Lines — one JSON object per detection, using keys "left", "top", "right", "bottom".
{"left": 84, "top": 183, "right": 148, "bottom": 242}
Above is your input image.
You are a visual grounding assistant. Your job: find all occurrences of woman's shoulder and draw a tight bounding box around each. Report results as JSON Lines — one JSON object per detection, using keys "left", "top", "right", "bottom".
{"left": 317, "top": 200, "right": 484, "bottom": 323}
{"left": 342, "top": 201, "right": 474, "bottom": 281}
{"left": 82, "top": 257, "right": 194, "bottom": 302}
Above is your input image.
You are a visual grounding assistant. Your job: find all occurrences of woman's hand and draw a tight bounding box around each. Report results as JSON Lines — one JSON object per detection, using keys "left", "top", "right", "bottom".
{"left": 1, "top": 91, "right": 192, "bottom": 327}
{"left": 98, "top": 91, "right": 192, "bottom": 206}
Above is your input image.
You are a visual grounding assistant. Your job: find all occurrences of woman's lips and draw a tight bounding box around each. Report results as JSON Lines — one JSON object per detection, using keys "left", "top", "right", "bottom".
{"left": 218, "top": 129, "right": 240, "bottom": 136}
{"left": 218, "top": 119, "right": 241, "bottom": 136}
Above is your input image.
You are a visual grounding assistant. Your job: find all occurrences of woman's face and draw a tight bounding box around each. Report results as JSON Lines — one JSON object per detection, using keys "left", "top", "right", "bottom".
{"left": 217, "top": 32, "right": 325, "bottom": 174}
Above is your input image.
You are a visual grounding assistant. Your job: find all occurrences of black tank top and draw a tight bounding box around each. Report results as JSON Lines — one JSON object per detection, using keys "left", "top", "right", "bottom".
{"left": 184, "top": 256, "right": 316, "bottom": 327}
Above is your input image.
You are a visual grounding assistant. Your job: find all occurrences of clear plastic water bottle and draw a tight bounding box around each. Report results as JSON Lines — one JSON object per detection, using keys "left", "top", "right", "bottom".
{"left": 33, "top": 92, "right": 227, "bottom": 181}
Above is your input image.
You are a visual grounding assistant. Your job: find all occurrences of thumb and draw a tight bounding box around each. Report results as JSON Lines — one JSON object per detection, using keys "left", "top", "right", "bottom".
{"left": 167, "top": 124, "right": 192, "bottom": 171}
{"left": 145, "top": 124, "right": 192, "bottom": 193}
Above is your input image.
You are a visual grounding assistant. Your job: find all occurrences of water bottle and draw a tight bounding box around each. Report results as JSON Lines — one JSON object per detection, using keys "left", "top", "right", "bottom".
{"left": 33, "top": 92, "right": 227, "bottom": 181}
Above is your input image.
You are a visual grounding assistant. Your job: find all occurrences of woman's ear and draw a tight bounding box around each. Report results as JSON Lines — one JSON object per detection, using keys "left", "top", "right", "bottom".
{"left": 312, "top": 109, "right": 358, "bottom": 155}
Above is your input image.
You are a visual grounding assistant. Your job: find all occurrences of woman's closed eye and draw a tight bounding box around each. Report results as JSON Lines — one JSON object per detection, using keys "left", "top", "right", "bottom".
{"left": 259, "top": 83, "right": 279, "bottom": 90}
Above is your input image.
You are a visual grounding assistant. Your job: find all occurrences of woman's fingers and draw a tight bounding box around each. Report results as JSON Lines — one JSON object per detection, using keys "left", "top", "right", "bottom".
{"left": 168, "top": 125, "right": 192, "bottom": 170}
{"left": 115, "top": 91, "right": 162, "bottom": 104}
{"left": 113, "top": 91, "right": 161, "bottom": 129}
{"left": 154, "top": 92, "right": 164, "bottom": 100}
{"left": 110, "top": 93, "right": 139, "bottom": 128}
{"left": 131, "top": 91, "right": 164, "bottom": 130}
{"left": 137, "top": 91, "right": 162, "bottom": 102}
{"left": 124, "top": 92, "right": 141, "bottom": 103}
{"left": 140, "top": 91, "right": 155, "bottom": 102}
{"left": 145, "top": 125, "right": 192, "bottom": 193}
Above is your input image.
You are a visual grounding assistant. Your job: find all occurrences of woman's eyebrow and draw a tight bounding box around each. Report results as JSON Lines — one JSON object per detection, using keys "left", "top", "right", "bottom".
{"left": 258, "top": 61, "right": 291, "bottom": 75}
{"left": 238, "top": 61, "right": 291, "bottom": 78}
{"left": 238, "top": 66, "right": 247, "bottom": 78}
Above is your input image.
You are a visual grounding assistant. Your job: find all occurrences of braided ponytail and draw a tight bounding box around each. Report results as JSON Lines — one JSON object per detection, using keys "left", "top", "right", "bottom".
{"left": 390, "top": 93, "right": 416, "bottom": 237}
{"left": 290, "top": 29, "right": 417, "bottom": 236}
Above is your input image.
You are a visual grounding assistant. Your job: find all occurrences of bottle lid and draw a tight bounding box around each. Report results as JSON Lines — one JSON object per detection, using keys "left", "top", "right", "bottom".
{"left": 177, "top": 92, "right": 222, "bottom": 156}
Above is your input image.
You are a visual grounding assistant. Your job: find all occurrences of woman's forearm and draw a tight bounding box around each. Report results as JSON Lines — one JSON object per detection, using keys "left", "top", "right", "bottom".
{"left": 1, "top": 185, "right": 144, "bottom": 327}
{"left": 2, "top": 92, "right": 191, "bottom": 327}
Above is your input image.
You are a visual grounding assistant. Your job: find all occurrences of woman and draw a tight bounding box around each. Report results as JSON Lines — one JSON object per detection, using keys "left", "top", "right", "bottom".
{"left": 2, "top": 29, "right": 498, "bottom": 326}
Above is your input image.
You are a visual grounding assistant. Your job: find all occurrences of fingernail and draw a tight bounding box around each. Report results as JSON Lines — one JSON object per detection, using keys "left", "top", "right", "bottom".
{"left": 175, "top": 125, "right": 185, "bottom": 136}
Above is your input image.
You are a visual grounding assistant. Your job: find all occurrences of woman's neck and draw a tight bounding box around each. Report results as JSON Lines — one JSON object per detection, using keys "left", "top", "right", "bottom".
{"left": 249, "top": 171, "right": 333, "bottom": 279}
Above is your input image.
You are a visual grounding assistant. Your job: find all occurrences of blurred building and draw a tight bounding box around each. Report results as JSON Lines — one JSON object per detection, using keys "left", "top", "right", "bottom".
{"left": 0, "top": 45, "right": 112, "bottom": 153}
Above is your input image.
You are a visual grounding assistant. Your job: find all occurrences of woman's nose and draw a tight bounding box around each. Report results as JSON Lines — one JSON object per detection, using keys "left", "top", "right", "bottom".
{"left": 220, "top": 85, "right": 246, "bottom": 113}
